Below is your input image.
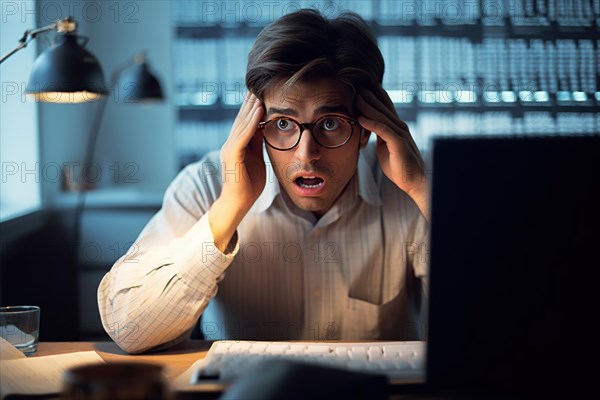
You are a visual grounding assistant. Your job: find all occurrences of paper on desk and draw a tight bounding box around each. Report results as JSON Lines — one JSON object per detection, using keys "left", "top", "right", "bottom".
{"left": 0, "top": 345, "right": 104, "bottom": 399}
{"left": 0, "top": 337, "right": 27, "bottom": 361}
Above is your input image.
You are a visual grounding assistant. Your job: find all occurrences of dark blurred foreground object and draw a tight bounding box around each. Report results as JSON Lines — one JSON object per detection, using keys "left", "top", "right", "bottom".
{"left": 61, "top": 362, "right": 171, "bottom": 400}
{"left": 220, "top": 359, "right": 388, "bottom": 400}
{"left": 426, "top": 135, "right": 600, "bottom": 399}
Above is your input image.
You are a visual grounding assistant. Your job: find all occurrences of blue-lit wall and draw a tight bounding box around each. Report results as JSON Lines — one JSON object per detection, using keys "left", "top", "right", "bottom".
{"left": 1, "top": 0, "right": 176, "bottom": 340}
{"left": 37, "top": 0, "right": 176, "bottom": 206}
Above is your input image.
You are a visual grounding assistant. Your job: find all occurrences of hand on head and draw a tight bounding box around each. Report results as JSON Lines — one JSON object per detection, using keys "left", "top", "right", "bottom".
{"left": 356, "top": 85, "right": 426, "bottom": 199}
{"left": 355, "top": 85, "right": 429, "bottom": 219}
{"left": 219, "top": 91, "right": 266, "bottom": 211}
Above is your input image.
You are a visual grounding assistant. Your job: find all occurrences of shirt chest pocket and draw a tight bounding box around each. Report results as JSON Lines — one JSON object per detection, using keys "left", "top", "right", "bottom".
{"left": 340, "top": 290, "right": 423, "bottom": 341}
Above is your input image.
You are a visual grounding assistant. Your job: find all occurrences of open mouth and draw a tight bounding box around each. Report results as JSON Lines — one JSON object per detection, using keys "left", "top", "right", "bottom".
{"left": 295, "top": 176, "right": 324, "bottom": 189}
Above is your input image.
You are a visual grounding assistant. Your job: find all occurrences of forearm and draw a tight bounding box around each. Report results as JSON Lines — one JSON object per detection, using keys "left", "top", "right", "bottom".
{"left": 98, "top": 261, "right": 211, "bottom": 353}
{"left": 408, "top": 186, "right": 429, "bottom": 222}
{"left": 208, "top": 193, "right": 252, "bottom": 253}
{"left": 98, "top": 214, "right": 237, "bottom": 353}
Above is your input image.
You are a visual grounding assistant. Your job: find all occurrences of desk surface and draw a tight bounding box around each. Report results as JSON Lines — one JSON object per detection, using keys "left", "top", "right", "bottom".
{"left": 33, "top": 341, "right": 427, "bottom": 399}
{"left": 35, "top": 341, "right": 212, "bottom": 378}
{"left": 34, "top": 340, "right": 224, "bottom": 398}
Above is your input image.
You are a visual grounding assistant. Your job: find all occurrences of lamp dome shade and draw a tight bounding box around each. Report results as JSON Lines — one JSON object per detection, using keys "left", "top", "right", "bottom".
{"left": 119, "top": 62, "right": 164, "bottom": 102}
{"left": 25, "top": 33, "right": 108, "bottom": 103}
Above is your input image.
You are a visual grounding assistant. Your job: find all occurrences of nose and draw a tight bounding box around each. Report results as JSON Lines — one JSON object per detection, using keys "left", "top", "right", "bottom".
{"left": 294, "top": 127, "right": 321, "bottom": 163}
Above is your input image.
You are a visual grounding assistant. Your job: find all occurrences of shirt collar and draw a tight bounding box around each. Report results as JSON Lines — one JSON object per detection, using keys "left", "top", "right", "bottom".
{"left": 249, "top": 146, "right": 382, "bottom": 214}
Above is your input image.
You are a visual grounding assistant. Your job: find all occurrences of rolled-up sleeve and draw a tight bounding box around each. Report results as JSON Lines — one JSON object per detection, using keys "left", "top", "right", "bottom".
{"left": 97, "top": 153, "right": 235, "bottom": 353}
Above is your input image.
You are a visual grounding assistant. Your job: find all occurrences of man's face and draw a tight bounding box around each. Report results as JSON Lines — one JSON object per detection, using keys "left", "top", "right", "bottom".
{"left": 263, "top": 77, "right": 369, "bottom": 218}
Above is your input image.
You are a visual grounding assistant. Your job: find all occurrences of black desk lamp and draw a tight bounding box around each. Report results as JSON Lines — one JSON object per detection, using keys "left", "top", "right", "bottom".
{"left": 2, "top": 15, "right": 164, "bottom": 269}
{"left": 1, "top": 16, "right": 109, "bottom": 102}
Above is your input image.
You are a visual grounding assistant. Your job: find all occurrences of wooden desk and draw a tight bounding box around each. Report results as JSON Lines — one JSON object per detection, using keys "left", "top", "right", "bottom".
{"left": 34, "top": 341, "right": 223, "bottom": 399}
{"left": 33, "top": 341, "right": 427, "bottom": 400}
{"left": 35, "top": 341, "right": 211, "bottom": 378}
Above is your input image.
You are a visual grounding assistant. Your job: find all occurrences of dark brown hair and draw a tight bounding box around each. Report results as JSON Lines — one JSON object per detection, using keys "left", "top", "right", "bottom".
{"left": 246, "top": 9, "right": 384, "bottom": 99}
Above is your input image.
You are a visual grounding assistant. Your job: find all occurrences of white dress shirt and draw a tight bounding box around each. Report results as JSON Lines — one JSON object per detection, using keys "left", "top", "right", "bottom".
{"left": 98, "top": 142, "right": 429, "bottom": 353}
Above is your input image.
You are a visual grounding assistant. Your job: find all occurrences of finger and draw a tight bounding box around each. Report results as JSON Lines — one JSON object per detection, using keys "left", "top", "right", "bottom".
{"left": 357, "top": 114, "right": 403, "bottom": 146}
{"left": 234, "top": 95, "right": 262, "bottom": 137}
{"left": 356, "top": 94, "right": 418, "bottom": 150}
{"left": 373, "top": 84, "right": 396, "bottom": 112}
{"left": 359, "top": 113, "right": 421, "bottom": 159}
{"left": 235, "top": 92, "right": 261, "bottom": 128}
{"left": 226, "top": 98, "right": 263, "bottom": 154}
{"left": 359, "top": 89, "right": 408, "bottom": 131}
{"left": 361, "top": 88, "right": 410, "bottom": 134}
{"left": 241, "top": 94, "right": 261, "bottom": 124}
{"left": 356, "top": 95, "right": 403, "bottom": 137}
{"left": 236, "top": 91, "right": 253, "bottom": 120}
{"left": 250, "top": 98, "right": 265, "bottom": 129}
{"left": 240, "top": 97, "right": 264, "bottom": 141}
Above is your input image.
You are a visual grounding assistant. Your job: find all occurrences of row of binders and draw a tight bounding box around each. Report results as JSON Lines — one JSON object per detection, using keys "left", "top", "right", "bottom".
{"left": 379, "top": 36, "right": 598, "bottom": 99}
{"left": 172, "top": 0, "right": 600, "bottom": 27}
{"left": 411, "top": 110, "right": 599, "bottom": 150}
{"left": 174, "top": 36, "right": 598, "bottom": 106}
{"left": 174, "top": 38, "right": 254, "bottom": 106}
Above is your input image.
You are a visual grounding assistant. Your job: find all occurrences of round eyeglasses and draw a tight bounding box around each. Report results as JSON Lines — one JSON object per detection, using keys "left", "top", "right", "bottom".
{"left": 258, "top": 115, "right": 357, "bottom": 151}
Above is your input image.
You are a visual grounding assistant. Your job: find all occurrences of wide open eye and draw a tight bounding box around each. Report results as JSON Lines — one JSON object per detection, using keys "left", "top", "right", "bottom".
{"left": 318, "top": 117, "right": 342, "bottom": 131}
{"left": 276, "top": 118, "right": 295, "bottom": 131}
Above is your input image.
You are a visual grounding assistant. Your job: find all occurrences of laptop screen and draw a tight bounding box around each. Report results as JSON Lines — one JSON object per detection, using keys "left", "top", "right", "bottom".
{"left": 425, "top": 135, "right": 599, "bottom": 396}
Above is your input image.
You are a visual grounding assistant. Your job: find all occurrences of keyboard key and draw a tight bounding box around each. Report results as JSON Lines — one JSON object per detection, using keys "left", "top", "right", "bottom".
{"left": 333, "top": 346, "right": 349, "bottom": 356}
{"left": 348, "top": 351, "right": 368, "bottom": 362}
{"left": 307, "top": 345, "right": 330, "bottom": 353}
{"left": 265, "top": 344, "right": 288, "bottom": 353}
{"left": 249, "top": 343, "right": 269, "bottom": 353}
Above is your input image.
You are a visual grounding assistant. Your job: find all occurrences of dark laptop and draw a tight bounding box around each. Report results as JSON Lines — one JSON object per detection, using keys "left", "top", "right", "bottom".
{"left": 424, "top": 134, "right": 600, "bottom": 398}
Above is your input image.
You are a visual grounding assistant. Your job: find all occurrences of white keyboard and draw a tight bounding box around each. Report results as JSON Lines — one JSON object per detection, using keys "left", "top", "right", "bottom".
{"left": 191, "top": 340, "right": 426, "bottom": 385}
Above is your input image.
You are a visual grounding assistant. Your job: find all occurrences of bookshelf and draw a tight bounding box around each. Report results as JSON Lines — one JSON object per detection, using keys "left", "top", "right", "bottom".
{"left": 171, "top": 0, "right": 599, "bottom": 168}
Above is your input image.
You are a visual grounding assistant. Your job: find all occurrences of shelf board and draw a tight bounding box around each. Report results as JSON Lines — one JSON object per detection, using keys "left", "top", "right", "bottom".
{"left": 177, "top": 101, "right": 600, "bottom": 123}
{"left": 54, "top": 186, "right": 164, "bottom": 210}
{"left": 176, "top": 23, "right": 263, "bottom": 38}
{"left": 175, "top": 19, "right": 599, "bottom": 40}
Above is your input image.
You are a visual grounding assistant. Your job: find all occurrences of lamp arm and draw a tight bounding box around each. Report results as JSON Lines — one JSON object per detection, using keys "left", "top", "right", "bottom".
{"left": 73, "top": 95, "right": 108, "bottom": 247}
{"left": 0, "top": 17, "right": 77, "bottom": 64}
{"left": 0, "top": 41, "right": 28, "bottom": 64}
{"left": 0, "top": 23, "right": 54, "bottom": 64}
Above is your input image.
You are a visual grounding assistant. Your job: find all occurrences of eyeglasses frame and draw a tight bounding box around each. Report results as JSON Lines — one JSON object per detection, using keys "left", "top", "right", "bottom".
{"left": 258, "top": 114, "right": 358, "bottom": 151}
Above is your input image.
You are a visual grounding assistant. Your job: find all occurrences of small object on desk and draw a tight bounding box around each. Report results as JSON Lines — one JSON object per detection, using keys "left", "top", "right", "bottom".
{"left": 0, "top": 337, "right": 26, "bottom": 361}
{"left": 61, "top": 362, "right": 171, "bottom": 400}
{"left": 191, "top": 340, "right": 426, "bottom": 385}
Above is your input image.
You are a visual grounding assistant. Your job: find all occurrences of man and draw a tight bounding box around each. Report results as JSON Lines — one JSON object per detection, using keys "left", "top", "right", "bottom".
{"left": 98, "top": 9, "right": 429, "bottom": 354}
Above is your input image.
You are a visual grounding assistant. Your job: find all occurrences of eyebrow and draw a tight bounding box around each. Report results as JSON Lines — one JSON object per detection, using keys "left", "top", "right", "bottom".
{"left": 266, "top": 105, "right": 351, "bottom": 119}
{"left": 266, "top": 107, "right": 298, "bottom": 118}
